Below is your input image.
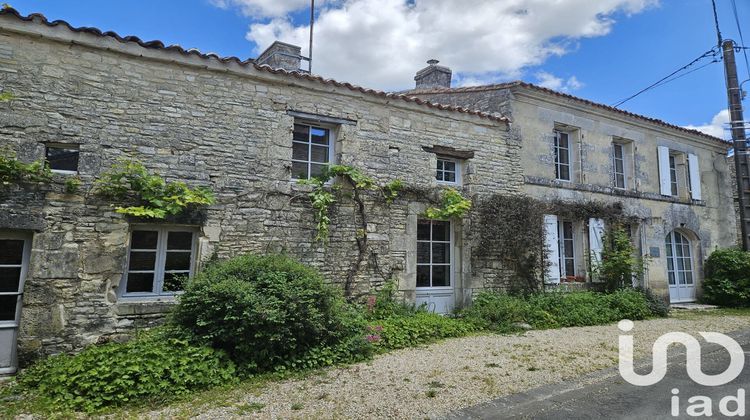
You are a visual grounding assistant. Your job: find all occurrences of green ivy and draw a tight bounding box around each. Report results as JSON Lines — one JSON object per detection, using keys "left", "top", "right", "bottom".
{"left": 64, "top": 177, "right": 81, "bottom": 194}
{"left": 423, "top": 188, "right": 472, "bottom": 219}
{"left": 0, "top": 91, "right": 14, "bottom": 101}
{"left": 594, "top": 224, "right": 647, "bottom": 291}
{"left": 94, "top": 158, "right": 214, "bottom": 219}
{"left": 0, "top": 149, "right": 52, "bottom": 186}
{"left": 299, "top": 164, "right": 401, "bottom": 242}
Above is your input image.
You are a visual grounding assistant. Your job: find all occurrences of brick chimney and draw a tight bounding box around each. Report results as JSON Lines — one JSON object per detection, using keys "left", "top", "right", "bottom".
{"left": 255, "top": 41, "right": 302, "bottom": 72}
{"left": 414, "top": 59, "right": 452, "bottom": 89}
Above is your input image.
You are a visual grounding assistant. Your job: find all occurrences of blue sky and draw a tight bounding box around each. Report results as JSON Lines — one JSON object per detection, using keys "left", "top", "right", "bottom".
{"left": 6, "top": 0, "right": 749, "bottom": 137}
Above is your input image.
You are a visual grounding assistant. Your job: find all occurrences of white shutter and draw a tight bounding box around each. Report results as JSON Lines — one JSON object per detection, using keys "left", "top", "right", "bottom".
{"left": 657, "top": 146, "right": 671, "bottom": 196}
{"left": 688, "top": 153, "right": 702, "bottom": 200}
{"left": 544, "top": 214, "right": 560, "bottom": 284}
{"left": 589, "top": 218, "right": 605, "bottom": 270}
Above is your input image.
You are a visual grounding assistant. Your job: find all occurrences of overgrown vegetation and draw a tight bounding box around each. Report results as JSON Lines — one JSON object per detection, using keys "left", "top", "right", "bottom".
{"left": 461, "top": 289, "right": 662, "bottom": 332}
{"left": 94, "top": 158, "right": 214, "bottom": 218}
{"left": 171, "top": 254, "right": 371, "bottom": 373}
{"left": 422, "top": 188, "right": 472, "bottom": 219}
{"left": 16, "top": 329, "right": 236, "bottom": 412}
{"left": 703, "top": 248, "right": 750, "bottom": 307}
{"left": 0, "top": 91, "right": 14, "bottom": 101}
{"left": 0, "top": 149, "right": 52, "bottom": 186}
{"left": 64, "top": 176, "right": 81, "bottom": 194}
{"left": 596, "top": 224, "right": 647, "bottom": 291}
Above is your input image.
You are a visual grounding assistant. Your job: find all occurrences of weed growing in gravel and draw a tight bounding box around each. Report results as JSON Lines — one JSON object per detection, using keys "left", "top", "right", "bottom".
{"left": 425, "top": 390, "right": 437, "bottom": 398}
{"left": 291, "top": 403, "right": 304, "bottom": 410}
{"left": 235, "top": 402, "right": 265, "bottom": 414}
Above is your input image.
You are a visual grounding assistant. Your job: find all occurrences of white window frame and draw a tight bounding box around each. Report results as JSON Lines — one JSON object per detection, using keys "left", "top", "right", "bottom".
{"left": 435, "top": 156, "right": 461, "bottom": 185}
{"left": 668, "top": 154, "right": 679, "bottom": 197}
{"left": 612, "top": 142, "right": 626, "bottom": 189}
{"left": 0, "top": 232, "right": 31, "bottom": 326}
{"left": 554, "top": 130, "right": 572, "bottom": 182}
{"left": 558, "top": 220, "right": 577, "bottom": 278}
{"left": 416, "top": 219, "right": 454, "bottom": 290}
{"left": 121, "top": 226, "right": 197, "bottom": 298}
{"left": 45, "top": 143, "right": 79, "bottom": 175}
{"left": 291, "top": 122, "right": 335, "bottom": 180}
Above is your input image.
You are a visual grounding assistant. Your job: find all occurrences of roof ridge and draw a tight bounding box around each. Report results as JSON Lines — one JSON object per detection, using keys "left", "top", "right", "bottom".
{"left": 0, "top": 7, "right": 508, "bottom": 124}
{"left": 406, "top": 81, "right": 728, "bottom": 145}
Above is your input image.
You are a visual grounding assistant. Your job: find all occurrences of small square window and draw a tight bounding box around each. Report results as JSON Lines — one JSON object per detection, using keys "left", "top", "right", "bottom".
{"left": 291, "top": 123, "right": 333, "bottom": 180}
{"left": 436, "top": 157, "right": 460, "bottom": 184}
{"left": 45, "top": 144, "right": 79, "bottom": 173}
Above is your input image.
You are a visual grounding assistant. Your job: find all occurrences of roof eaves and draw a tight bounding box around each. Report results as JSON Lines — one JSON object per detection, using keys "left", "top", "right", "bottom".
{"left": 0, "top": 7, "right": 509, "bottom": 125}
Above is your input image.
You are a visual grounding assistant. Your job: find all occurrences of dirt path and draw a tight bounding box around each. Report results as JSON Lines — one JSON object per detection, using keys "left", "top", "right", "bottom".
{"left": 143, "top": 313, "right": 750, "bottom": 419}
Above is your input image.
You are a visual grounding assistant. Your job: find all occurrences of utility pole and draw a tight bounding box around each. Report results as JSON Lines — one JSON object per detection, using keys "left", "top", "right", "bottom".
{"left": 724, "top": 39, "right": 750, "bottom": 250}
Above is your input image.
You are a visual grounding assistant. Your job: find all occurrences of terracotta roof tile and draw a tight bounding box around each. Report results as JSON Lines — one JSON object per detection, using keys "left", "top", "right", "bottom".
{"left": 0, "top": 7, "right": 509, "bottom": 124}
{"left": 407, "top": 81, "right": 730, "bottom": 146}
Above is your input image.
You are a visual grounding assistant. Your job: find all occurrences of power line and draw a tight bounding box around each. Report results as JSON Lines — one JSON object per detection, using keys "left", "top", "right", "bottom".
{"left": 610, "top": 47, "right": 720, "bottom": 108}
{"left": 730, "top": 0, "right": 750, "bottom": 82}
{"left": 712, "top": 0, "right": 723, "bottom": 47}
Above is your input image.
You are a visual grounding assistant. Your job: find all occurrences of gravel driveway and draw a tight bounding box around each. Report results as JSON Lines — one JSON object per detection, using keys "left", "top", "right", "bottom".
{"left": 145, "top": 313, "right": 750, "bottom": 419}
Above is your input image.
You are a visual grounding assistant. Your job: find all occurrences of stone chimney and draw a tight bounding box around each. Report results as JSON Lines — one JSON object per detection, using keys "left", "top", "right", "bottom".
{"left": 414, "top": 59, "right": 452, "bottom": 89}
{"left": 255, "top": 41, "right": 302, "bottom": 72}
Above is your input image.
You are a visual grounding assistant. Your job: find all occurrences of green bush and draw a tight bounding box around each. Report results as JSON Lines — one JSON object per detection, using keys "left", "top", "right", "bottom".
{"left": 368, "top": 312, "right": 476, "bottom": 350}
{"left": 703, "top": 248, "right": 750, "bottom": 307}
{"left": 463, "top": 289, "right": 661, "bottom": 331}
{"left": 171, "top": 254, "right": 369, "bottom": 372}
{"left": 17, "top": 329, "right": 235, "bottom": 412}
{"left": 363, "top": 280, "right": 423, "bottom": 320}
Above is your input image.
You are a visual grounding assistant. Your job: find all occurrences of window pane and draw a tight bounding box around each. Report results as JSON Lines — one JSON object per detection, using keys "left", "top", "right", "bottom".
{"left": 564, "top": 240, "right": 574, "bottom": 257}
{"left": 293, "top": 124, "right": 309, "bottom": 142}
{"left": 443, "top": 171, "right": 456, "bottom": 183}
{"left": 0, "top": 240, "right": 24, "bottom": 265}
{"left": 436, "top": 160, "right": 444, "bottom": 171}
{"left": 128, "top": 251, "right": 156, "bottom": 271}
{"left": 167, "top": 232, "right": 193, "bottom": 250}
{"left": 432, "top": 243, "right": 449, "bottom": 263}
{"left": 432, "top": 265, "right": 449, "bottom": 287}
{"left": 0, "top": 267, "right": 21, "bottom": 293}
{"left": 668, "top": 271, "right": 675, "bottom": 285}
{"left": 310, "top": 127, "right": 329, "bottom": 145}
{"left": 558, "top": 132, "right": 569, "bottom": 148}
{"left": 565, "top": 259, "right": 575, "bottom": 276}
{"left": 558, "top": 149, "right": 570, "bottom": 165}
{"left": 162, "top": 272, "right": 187, "bottom": 292}
{"left": 165, "top": 252, "right": 191, "bottom": 271}
{"left": 417, "top": 221, "right": 431, "bottom": 240}
{"left": 292, "top": 142, "right": 309, "bottom": 161}
{"left": 417, "top": 242, "right": 430, "bottom": 264}
{"left": 615, "top": 174, "right": 625, "bottom": 188}
{"left": 432, "top": 221, "right": 450, "bottom": 241}
{"left": 562, "top": 222, "right": 573, "bottom": 239}
{"left": 443, "top": 161, "right": 456, "bottom": 172}
{"left": 292, "top": 161, "right": 309, "bottom": 179}
{"left": 417, "top": 265, "right": 430, "bottom": 287}
{"left": 126, "top": 273, "right": 154, "bottom": 293}
{"left": 310, "top": 163, "right": 327, "bottom": 178}
{"left": 559, "top": 165, "right": 570, "bottom": 180}
{"left": 310, "top": 145, "right": 329, "bottom": 163}
{"left": 46, "top": 146, "right": 79, "bottom": 172}
{"left": 0, "top": 295, "right": 17, "bottom": 321}
{"left": 684, "top": 272, "right": 693, "bottom": 285}
{"left": 131, "top": 231, "right": 158, "bottom": 249}
{"left": 614, "top": 144, "right": 623, "bottom": 159}
{"left": 436, "top": 170, "right": 445, "bottom": 182}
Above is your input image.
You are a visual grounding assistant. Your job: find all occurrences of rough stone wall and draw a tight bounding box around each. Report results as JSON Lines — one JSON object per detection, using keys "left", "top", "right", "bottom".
{"left": 0, "top": 26, "right": 522, "bottom": 360}
{"left": 411, "top": 86, "right": 738, "bottom": 302}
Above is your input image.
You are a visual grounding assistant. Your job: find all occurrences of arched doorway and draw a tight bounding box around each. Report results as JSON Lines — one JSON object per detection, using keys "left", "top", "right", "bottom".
{"left": 665, "top": 230, "right": 696, "bottom": 303}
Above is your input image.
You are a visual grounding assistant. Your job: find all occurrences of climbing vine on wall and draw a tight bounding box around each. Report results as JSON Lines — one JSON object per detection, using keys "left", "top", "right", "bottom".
{"left": 0, "top": 149, "right": 52, "bottom": 186}
{"left": 474, "top": 194, "right": 633, "bottom": 294}
{"left": 94, "top": 158, "right": 214, "bottom": 219}
{"left": 299, "top": 164, "right": 403, "bottom": 297}
{"left": 422, "top": 188, "right": 472, "bottom": 219}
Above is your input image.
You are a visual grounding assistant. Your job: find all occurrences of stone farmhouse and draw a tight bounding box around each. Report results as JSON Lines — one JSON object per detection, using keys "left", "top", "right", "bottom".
{"left": 0, "top": 8, "right": 736, "bottom": 374}
{"left": 407, "top": 61, "right": 736, "bottom": 306}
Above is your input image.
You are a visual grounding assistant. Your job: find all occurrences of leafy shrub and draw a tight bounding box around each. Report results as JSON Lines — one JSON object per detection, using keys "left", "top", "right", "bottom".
{"left": 635, "top": 287, "right": 670, "bottom": 317}
{"left": 171, "top": 254, "right": 369, "bottom": 372}
{"left": 368, "top": 312, "right": 476, "bottom": 350}
{"left": 463, "top": 289, "right": 661, "bottom": 331}
{"left": 17, "top": 329, "right": 235, "bottom": 412}
{"left": 0, "top": 149, "right": 52, "bottom": 186}
{"left": 363, "top": 280, "right": 422, "bottom": 320}
{"left": 703, "top": 248, "right": 750, "bottom": 307}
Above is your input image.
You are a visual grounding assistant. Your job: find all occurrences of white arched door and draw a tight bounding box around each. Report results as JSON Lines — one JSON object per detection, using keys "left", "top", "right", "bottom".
{"left": 665, "top": 231, "right": 696, "bottom": 303}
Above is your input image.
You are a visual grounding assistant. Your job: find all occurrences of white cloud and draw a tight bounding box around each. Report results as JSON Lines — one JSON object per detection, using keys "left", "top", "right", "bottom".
{"left": 534, "top": 71, "right": 584, "bottom": 92}
{"left": 683, "top": 109, "right": 730, "bottom": 139}
{"left": 216, "top": 0, "right": 658, "bottom": 90}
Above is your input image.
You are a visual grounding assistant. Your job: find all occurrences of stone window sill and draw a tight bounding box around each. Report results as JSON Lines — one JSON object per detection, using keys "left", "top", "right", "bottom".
{"left": 115, "top": 299, "right": 178, "bottom": 316}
